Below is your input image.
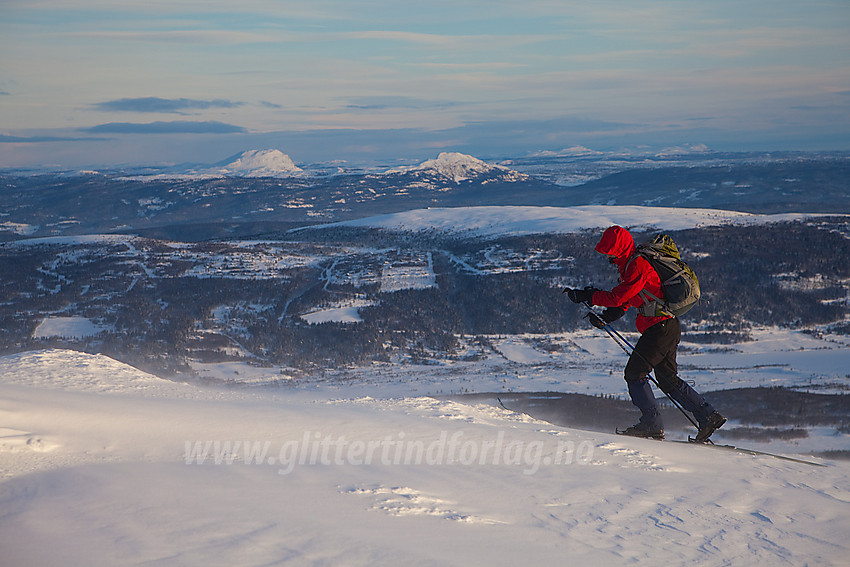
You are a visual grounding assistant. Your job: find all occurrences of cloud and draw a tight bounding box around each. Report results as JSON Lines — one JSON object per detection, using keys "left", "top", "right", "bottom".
{"left": 92, "top": 97, "right": 244, "bottom": 113}
{"left": 0, "top": 134, "right": 107, "bottom": 143}
{"left": 455, "top": 116, "right": 639, "bottom": 136}
{"left": 84, "top": 121, "right": 247, "bottom": 134}
{"left": 343, "top": 30, "right": 454, "bottom": 46}
{"left": 66, "top": 29, "right": 279, "bottom": 45}
{"left": 344, "top": 96, "right": 459, "bottom": 111}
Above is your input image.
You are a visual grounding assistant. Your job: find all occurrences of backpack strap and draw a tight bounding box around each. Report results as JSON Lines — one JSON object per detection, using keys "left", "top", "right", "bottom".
{"left": 627, "top": 252, "right": 674, "bottom": 317}
{"left": 661, "top": 268, "right": 688, "bottom": 286}
{"left": 638, "top": 289, "right": 674, "bottom": 318}
{"left": 624, "top": 253, "right": 640, "bottom": 273}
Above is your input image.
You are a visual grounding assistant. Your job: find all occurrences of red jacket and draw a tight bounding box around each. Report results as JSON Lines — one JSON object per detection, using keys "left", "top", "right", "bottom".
{"left": 590, "top": 226, "right": 671, "bottom": 334}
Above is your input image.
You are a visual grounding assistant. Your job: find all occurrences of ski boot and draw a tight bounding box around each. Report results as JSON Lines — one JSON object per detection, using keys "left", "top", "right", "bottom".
{"left": 693, "top": 411, "right": 727, "bottom": 443}
{"left": 616, "top": 422, "right": 665, "bottom": 440}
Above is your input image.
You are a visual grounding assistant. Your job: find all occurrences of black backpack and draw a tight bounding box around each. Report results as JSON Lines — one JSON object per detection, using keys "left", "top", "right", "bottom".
{"left": 628, "top": 234, "right": 701, "bottom": 317}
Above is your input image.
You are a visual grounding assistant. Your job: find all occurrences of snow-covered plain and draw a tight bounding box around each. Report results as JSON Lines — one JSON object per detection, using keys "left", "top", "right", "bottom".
{"left": 1, "top": 347, "right": 848, "bottom": 566}
{"left": 32, "top": 316, "right": 110, "bottom": 339}
{"left": 300, "top": 299, "right": 376, "bottom": 325}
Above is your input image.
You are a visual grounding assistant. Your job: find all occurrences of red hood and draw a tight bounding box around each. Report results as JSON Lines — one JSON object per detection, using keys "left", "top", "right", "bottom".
{"left": 595, "top": 225, "right": 636, "bottom": 266}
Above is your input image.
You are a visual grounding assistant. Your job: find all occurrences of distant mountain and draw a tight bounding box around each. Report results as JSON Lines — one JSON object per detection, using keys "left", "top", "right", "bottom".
{"left": 385, "top": 152, "right": 529, "bottom": 183}
{"left": 0, "top": 151, "right": 554, "bottom": 240}
{"left": 113, "top": 149, "right": 306, "bottom": 181}
{"left": 213, "top": 149, "right": 303, "bottom": 177}
{"left": 1, "top": 151, "right": 848, "bottom": 241}
{"left": 140, "top": 150, "right": 519, "bottom": 182}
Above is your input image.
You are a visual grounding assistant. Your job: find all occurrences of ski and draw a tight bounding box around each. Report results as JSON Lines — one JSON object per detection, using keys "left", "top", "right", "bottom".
{"left": 615, "top": 428, "right": 665, "bottom": 441}
{"left": 673, "top": 439, "right": 827, "bottom": 467}
{"left": 496, "top": 397, "right": 825, "bottom": 467}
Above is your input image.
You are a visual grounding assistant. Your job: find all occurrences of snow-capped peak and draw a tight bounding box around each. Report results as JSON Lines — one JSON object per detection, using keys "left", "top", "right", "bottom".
{"left": 417, "top": 152, "right": 500, "bottom": 182}
{"left": 387, "top": 152, "right": 516, "bottom": 183}
{"left": 217, "top": 149, "right": 303, "bottom": 177}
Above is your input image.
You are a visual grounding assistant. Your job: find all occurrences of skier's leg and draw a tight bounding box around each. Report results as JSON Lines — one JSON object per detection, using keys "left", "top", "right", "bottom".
{"left": 626, "top": 378, "right": 662, "bottom": 429}
{"left": 646, "top": 318, "right": 715, "bottom": 425}
{"left": 667, "top": 383, "right": 717, "bottom": 425}
{"left": 647, "top": 318, "right": 726, "bottom": 441}
{"left": 623, "top": 334, "right": 663, "bottom": 433}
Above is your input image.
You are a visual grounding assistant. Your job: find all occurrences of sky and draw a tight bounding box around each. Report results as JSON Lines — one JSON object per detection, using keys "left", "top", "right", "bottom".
{"left": 1, "top": 0, "right": 849, "bottom": 169}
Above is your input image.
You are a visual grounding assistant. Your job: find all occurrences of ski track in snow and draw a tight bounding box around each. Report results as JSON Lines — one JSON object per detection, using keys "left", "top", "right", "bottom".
{"left": 342, "top": 485, "right": 505, "bottom": 524}
{"left": 0, "top": 349, "right": 848, "bottom": 566}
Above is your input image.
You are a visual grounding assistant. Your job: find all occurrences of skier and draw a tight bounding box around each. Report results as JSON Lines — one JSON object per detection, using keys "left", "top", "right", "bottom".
{"left": 565, "top": 225, "right": 726, "bottom": 442}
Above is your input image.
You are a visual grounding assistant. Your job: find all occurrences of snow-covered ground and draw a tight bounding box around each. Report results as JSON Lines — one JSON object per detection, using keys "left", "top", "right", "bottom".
{"left": 1, "top": 346, "right": 848, "bottom": 566}
{"left": 178, "top": 325, "right": 850, "bottom": 397}
{"left": 2, "top": 203, "right": 849, "bottom": 564}
{"left": 31, "top": 316, "right": 111, "bottom": 339}
{"left": 300, "top": 299, "right": 376, "bottom": 325}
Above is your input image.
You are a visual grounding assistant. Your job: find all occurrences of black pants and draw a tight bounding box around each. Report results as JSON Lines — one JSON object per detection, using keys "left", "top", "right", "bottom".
{"left": 624, "top": 317, "right": 683, "bottom": 394}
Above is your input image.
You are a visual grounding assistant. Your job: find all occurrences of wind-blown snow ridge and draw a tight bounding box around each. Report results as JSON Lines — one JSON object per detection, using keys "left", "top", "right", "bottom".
{"left": 0, "top": 349, "right": 190, "bottom": 395}
{"left": 308, "top": 205, "right": 824, "bottom": 238}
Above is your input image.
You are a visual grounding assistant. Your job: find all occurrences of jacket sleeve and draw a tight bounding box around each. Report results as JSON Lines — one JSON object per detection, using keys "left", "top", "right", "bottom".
{"left": 591, "top": 258, "right": 648, "bottom": 308}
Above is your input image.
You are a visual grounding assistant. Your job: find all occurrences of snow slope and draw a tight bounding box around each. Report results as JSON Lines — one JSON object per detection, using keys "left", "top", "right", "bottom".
{"left": 1, "top": 349, "right": 848, "bottom": 566}
{"left": 314, "top": 204, "right": 823, "bottom": 237}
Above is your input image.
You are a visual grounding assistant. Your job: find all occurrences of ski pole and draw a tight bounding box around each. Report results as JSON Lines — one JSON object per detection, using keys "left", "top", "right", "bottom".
{"left": 582, "top": 301, "right": 700, "bottom": 430}
{"left": 587, "top": 310, "right": 632, "bottom": 356}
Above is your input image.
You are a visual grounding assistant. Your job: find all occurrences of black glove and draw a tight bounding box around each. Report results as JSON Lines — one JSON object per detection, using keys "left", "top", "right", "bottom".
{"left": 585, "top": 306, "right": 626, "bottom": 329}
{"left": 585, "top": 311, "right": 606, "bottom": 329}
{"left": 564, "top": 286, "right": 598, "bottom": 304}
{"left": 600, "top": 306, "right": 626, "bottom": 324}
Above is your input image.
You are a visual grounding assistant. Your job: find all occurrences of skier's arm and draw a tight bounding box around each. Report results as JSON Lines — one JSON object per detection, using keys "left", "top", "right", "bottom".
{"left": 591, "top": 262, "right": 647, "bottom": 308}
